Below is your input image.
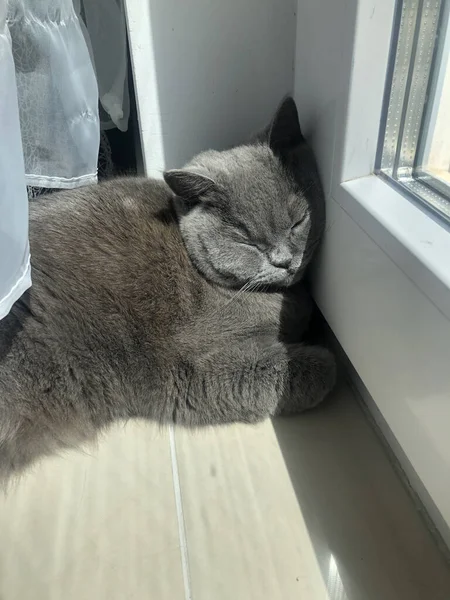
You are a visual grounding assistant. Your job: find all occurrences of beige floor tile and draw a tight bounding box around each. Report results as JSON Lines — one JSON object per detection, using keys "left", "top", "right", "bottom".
{"left": 176, "top": 383, "right": 450, "bottom": 600}
{"left": 0, "top": 422, "right": 185, "bottom": 600}
{"left": 1, "top": 384, "right": 450, "bottom": 600}
{"left": 175, "top": 421, "right": 330, "bottom": 600}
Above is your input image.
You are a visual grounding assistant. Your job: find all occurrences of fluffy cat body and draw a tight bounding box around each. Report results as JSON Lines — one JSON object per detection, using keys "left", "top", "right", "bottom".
{"left": 0, "top": 98, "right": 335, "bottom": 478}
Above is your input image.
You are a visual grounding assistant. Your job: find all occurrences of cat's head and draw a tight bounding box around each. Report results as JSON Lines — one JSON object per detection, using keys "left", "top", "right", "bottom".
{"left": 164, "top": 97, "right": 325, "bottom": 289}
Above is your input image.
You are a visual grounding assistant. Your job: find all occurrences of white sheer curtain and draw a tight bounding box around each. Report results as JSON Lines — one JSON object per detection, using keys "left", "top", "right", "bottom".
{"left": 0, "top": 1, "right": 30, "bottom": 319}
{"left": 8, "top": 0, "right": 100, "bottom": 189}
{"left": 1, "top": 0, "right": 130, "bottom": 320}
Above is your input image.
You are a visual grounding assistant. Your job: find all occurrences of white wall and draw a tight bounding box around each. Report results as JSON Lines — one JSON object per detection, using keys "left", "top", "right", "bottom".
{"left": 125, "top": 0, "right": 297, "bottom": 177}
{"left": 292, "top": 0, "right": 366, "bottom": 192}
{"left": 294, "top": 0, "right": 450, "bottom": 546}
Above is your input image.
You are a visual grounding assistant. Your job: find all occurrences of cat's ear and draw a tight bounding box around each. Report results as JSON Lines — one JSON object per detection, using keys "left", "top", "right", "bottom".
{"left": 163, "top": 169, "right": 216, "bottom": 201}
{"left": 267, "top": 96, "right": 304, "bottom": 154}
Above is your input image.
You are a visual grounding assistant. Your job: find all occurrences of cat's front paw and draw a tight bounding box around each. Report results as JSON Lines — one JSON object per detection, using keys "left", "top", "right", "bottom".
{"left": 276, "top": 345, "right": 336, "bottom": 415}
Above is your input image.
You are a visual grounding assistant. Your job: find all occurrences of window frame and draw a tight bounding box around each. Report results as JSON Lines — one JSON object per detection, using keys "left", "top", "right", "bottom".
{"left": 329, "top": 0, "right": 450, "bottom": 321}
{"left": 375, "top": 0, "right": 450, "bottom": 225}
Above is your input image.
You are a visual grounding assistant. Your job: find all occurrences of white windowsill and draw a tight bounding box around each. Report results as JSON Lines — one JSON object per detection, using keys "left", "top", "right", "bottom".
{"left": 333, "top": 175, "right": 450, "bottom": 321}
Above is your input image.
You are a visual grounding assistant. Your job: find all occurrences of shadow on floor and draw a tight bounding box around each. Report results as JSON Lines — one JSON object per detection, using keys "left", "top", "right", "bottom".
{"left": 272, "top": 383, "right": 450, "bottom": 600}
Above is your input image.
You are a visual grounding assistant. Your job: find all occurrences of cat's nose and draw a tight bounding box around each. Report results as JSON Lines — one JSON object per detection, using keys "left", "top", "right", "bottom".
{"left": 268, "top": 247, "right": 293, "bottom": 269}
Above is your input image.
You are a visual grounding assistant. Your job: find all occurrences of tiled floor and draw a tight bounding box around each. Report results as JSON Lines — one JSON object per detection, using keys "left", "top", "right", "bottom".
{"left": 1, "top": 383, "right": 450, "bottom": 600}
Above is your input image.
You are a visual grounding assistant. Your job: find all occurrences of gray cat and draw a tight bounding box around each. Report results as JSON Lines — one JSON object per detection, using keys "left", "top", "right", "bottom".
{"left": 0, "top": 97, "right": 335, "bottom": 479}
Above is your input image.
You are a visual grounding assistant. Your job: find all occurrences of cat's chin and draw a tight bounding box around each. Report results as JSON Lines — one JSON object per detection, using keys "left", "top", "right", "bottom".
{"left": 267, "top": 268, "right": 298, "bottom": 288}
{"left": 212, "top": 269, "right": 299, "bottom": 291}
{"left": 267, "top": 272, "right": 303, "bottom": 290}
{"left": 249, "top": 274, "right": 294, "bottom": 290}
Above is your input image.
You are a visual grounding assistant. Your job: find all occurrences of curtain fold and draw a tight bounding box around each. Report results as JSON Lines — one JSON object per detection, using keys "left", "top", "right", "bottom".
{"left": 1, "top": 0, "right": 130, "bottom": 320}
{"left": 7, "top": 0, "right": 100, "bottom": 189}
{"left": 0, "top": 1, "right": 31, "bottom": 319}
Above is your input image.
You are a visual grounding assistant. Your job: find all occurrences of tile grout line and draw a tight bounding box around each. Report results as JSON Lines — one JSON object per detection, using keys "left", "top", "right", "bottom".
{"left": 169, "top": 426, "right": 193, "bottom": 600}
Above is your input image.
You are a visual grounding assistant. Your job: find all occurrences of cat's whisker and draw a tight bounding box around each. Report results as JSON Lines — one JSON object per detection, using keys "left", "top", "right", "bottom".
{"left": 200, "top": 279, "right": 255, "bottom": 324}
{"left": 217, "top": 278, "right": 258, "bottom": 311}
{"left": 199, "top": 278, "right": 265, "bottom": 334}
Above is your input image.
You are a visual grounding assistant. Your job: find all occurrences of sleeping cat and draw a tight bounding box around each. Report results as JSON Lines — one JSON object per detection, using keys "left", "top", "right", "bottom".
{"left": 0, "top": 97, "right": 336, "bottom": 479}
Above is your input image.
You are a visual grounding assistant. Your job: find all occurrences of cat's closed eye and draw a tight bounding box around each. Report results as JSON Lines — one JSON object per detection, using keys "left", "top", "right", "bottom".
{"left": 291, "top": 215, "right": 306, "bottom": 230}
{"left": 237, "top": 239, "right": 267, "bottom": 253}
{"left": 232, "top": 228, "right": 266, "bottom": 252}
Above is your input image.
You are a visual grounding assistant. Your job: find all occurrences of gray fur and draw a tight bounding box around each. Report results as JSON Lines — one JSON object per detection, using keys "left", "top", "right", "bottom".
{"left": 0, "top": 97, "right": 335, "bottom": 479}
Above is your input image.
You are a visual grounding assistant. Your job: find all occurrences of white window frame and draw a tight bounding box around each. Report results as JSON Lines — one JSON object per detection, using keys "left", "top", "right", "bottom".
{"left": 294, "top": 0, "right": 450, "bottom": 547}
{"left": 335, "top": 0, "right": 450, "bottom": 316}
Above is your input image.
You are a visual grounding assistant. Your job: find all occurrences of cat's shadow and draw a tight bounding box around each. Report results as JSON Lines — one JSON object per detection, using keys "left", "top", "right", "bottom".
{"left": 271, "top": 325, "right": 427, "bottom": 600}
{"left": 271, "top": 385, "right": 362, "bottom": 597}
